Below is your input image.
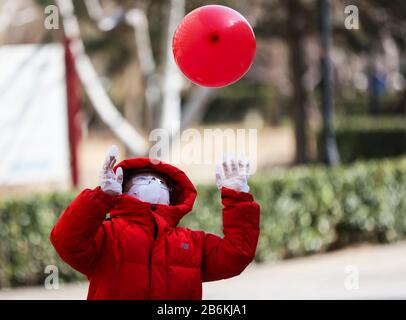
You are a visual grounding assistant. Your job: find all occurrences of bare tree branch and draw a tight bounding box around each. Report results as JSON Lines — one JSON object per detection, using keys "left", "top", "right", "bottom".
{"left": 83, "top": 0, "right": 160, "bottom": 130}
{"left": 0, "top": 0, "right": 19, "bottom": 35}
{"left": 160, "top": 0, "right": 185, "bottom": 134}
{"left": 181, "top": 87, "right": 218, "bottom": 130}
{"left": 125, "top": 8, "right": 161, "bottom": 129}
{"left": 0, "top": 0, "right": 39, "bottom": 38}
{"left": 80, "top": 0, "right": 218, "bottom": 153}
{"left": 83, "top": 0, "right": 104, "bottom": 21}
{"left": 56, "top": 0, "right": 149, "bottom": 155}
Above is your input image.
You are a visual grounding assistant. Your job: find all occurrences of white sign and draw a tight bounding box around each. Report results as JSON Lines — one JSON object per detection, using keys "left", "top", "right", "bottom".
{"left": 0, "top": 44, "right": 70, "bottom": 186}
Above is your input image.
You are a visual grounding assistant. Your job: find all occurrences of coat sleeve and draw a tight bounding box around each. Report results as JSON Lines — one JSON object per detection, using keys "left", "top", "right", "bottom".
{"left": 201, "top": 187, "right": 260, "bottom": 282}
{"left": 50, "top": 187, "right": 117, "bottom": 277}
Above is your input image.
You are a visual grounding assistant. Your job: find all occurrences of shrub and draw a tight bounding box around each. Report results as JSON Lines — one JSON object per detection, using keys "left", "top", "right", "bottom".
{"left": 0, "top": 192, "right": 83, "bottom": 288}
{"left": 317, "top": 116, "right": 406, "bottom": 163}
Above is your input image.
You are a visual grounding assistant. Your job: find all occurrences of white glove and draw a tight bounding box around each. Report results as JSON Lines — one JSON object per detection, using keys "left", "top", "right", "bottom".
{"left": 99, "top": 145, "right": 123, "bottom": 196}
{"left": 215, "top": 155, "right": 250, "bottom": 193}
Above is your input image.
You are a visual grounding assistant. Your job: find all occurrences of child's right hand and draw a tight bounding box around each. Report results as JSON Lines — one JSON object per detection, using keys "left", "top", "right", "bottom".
{"left": 99, "top": 145, "right": 123, "bottom": 196}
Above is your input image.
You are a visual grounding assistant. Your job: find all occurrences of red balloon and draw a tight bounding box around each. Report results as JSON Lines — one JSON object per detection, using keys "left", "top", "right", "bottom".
{"left": 172, "top": 5, "right": 256, "bottom": 88}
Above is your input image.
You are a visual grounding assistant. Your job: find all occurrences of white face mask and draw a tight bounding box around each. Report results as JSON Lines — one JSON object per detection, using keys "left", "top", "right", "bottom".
{"left": 126, "top": 176, "right": 170, "bottom": 205}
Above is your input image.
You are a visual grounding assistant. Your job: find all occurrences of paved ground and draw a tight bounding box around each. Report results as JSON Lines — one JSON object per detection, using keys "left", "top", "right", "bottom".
{"left": 1, "top": 241, "right": 405, "bottom": 300}
{"left": 204, "top": 241, "right": 406, "bottom": 300}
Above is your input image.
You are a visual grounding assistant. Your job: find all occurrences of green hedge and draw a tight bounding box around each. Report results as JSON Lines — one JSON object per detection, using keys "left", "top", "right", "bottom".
{"left": 1, "top": 157, "right": 406, "bottom": 287}
{"left": 0, "top": 192, "right": 84, "bottom": 288}
{"left": 317, "top": 116, "right": 406, "bottom": 163}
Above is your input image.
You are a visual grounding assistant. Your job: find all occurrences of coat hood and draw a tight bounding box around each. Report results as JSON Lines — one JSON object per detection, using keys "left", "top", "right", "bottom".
{"left": 113, "top": 158, "right": 197, "bottom": 226}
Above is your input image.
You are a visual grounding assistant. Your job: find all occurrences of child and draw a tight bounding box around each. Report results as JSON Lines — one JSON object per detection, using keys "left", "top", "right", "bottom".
{"left": 50, "top": 146, "right": 260, "bottom": 300}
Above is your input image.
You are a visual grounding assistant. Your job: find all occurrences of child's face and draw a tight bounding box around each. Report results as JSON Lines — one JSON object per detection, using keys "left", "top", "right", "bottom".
{"left": 124, "top": 173, "right": 170, "bottom": 192}
{"left": 124, "top": 173, "right": 171, "bottom": 205}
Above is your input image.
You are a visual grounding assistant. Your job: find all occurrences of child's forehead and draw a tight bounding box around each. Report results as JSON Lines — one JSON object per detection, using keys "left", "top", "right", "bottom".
{"left": 129, "top": 172, "right": 168, "bottom": 185}
{"left": 132, "top": 172, "right": 163, "bottom": 179}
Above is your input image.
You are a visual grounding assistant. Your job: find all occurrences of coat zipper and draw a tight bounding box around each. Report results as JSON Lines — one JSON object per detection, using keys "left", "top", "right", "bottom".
{"left": 148, "top": 211, "right": 159, "bottom": 299}
{"left": 148, "top": 244, "right": 153, "bottom": 299}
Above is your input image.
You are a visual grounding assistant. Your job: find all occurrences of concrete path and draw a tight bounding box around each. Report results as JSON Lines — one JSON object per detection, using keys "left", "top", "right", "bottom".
{"left": 1, "top": 241, "right": 406, "bottom": 300}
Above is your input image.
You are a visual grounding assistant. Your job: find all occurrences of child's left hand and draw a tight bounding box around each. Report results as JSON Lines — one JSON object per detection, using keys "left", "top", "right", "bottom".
{"left": 215, "top": 156, "right": 250, "bottom": 193}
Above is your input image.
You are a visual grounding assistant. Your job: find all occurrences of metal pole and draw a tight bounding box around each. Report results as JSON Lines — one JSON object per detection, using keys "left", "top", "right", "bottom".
{"left": 319, "top": 0, "right": 340, "bottom": 165}
{"left": 64, "top": 38, "right": 81, "bottom": 188}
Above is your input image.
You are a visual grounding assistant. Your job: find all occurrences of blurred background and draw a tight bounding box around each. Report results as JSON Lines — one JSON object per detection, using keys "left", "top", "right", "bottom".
{"left": 0, "top": 0, "right": 406, "bottom": 299}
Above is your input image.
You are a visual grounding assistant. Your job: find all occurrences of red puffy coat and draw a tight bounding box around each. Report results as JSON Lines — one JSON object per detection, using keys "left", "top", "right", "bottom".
{"left": 50, "top": 158, "right": 260, "bottom": 300}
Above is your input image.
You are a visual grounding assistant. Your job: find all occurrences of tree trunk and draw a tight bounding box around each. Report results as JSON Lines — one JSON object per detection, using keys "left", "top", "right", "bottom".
{"left": 393, "top": 88, "right": 406, "bottom": 113}
{"left": 319, "top": 0, "right": 339, "bottom": 165}
{"left": 286, "top": 0, "right": 309, "bottom": 164}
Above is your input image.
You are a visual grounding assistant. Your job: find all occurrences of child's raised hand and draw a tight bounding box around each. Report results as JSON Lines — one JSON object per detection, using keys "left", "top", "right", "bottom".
{"left": 215, "top": 155, "right": 250, "bottom": 193}
{"left": 99, "top": 145, "right": 123, "bottom": 196}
